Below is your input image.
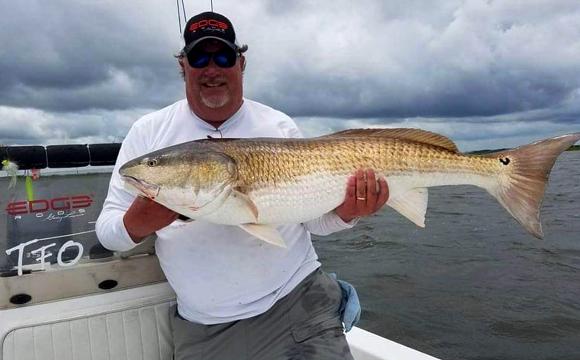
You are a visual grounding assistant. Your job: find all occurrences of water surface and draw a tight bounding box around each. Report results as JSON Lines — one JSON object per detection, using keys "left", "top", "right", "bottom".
{"left": 315, "top": 151, "right": 580, "bottom": 360}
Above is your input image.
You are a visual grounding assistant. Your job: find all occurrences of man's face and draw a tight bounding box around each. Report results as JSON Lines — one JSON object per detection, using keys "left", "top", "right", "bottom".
{"left": 181, "top": 40, "right": 244, "bottom": 124}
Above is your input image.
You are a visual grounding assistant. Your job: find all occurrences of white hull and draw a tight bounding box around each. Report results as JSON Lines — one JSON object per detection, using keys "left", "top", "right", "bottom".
{"left": 0, "top": 256, "right": 439, "bottom": 360}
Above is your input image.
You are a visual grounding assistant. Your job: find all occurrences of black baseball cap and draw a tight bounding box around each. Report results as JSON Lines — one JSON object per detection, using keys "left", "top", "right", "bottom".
{"left": 183, "top": 12, "right": 240, "bottom": 54}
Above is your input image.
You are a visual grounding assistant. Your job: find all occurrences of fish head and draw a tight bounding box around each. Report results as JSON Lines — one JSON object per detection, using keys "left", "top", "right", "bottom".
{"left": 119, "top": 145, "right": 237, "bottom": 215}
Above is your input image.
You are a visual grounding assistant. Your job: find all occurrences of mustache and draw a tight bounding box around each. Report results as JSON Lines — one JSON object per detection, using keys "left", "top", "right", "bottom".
{"left": 199, "top": 76, "right": 227, "bottom": 84}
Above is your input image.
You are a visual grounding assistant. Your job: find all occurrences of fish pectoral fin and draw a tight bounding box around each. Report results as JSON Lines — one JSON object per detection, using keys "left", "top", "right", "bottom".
{"left": 232, "top": 189, "right": 259, "bottom": 222}
{"left": 387, "top": 188, "right": 428, "bottom": 227}
{"left": 239, "top": 224, "right": 287, "bottom": 248}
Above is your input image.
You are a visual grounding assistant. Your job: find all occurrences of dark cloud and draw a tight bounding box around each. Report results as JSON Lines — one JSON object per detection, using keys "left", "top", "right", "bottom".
{"left": 245, "top": 1, "right": 580, "bottom": 119}
{"left": 249, "top": 65, "right": 576, "bottom": 119}
{"left": 1, "top": 1, "right": 183, "bottom": 112}
{"left": 0, "top": 0, "right": 579, "bottom": 148}
{"left": 1, "top": 65, "right": 181, "bottom": 112}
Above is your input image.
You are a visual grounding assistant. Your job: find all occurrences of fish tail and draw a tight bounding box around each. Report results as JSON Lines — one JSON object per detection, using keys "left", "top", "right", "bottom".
{"left": 484, "top": 133, "right": 580, "bottom": 239}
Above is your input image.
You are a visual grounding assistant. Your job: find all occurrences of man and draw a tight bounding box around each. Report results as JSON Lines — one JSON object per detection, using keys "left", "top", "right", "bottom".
{"left": 96, "top": 11, "right": 388, "bottom": 360}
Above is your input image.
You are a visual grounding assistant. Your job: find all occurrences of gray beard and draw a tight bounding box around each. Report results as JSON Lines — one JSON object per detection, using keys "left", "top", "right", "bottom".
{"left": 201, "top": 93, "right": 230, "bottom": 109}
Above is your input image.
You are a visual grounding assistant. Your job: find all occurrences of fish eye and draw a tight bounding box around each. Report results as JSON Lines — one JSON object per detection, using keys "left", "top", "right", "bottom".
{"left": 499, "top": 157, "right": 511, "bottom": 166}
{"left": 144, "top": 158, "right": 159, "bottom": 167}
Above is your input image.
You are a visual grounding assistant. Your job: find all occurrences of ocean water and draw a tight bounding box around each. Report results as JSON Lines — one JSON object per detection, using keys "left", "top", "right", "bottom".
{"left": 314, "top": 151, "right": 580, "bottom": 360}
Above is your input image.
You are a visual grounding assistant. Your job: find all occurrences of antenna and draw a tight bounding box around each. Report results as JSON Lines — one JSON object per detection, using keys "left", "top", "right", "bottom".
{"left": 176, "top": 0, "right": 188, "bottom": 35}
{"left": 176, "top": 0, "right": 182, "bottom": 34}
{"left": 181, "top": 0, "right": 187, "bottom": 21}
{"left": 211, "top": 0, "right": 214, "bottom": 12}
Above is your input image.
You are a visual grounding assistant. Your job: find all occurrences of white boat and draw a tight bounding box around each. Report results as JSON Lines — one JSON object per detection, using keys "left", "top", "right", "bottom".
{"left": 0, "top": 254, "right": 439, "bottom": 360}
{"left": 0, "top": 144, "right": 440, "bottom": 360}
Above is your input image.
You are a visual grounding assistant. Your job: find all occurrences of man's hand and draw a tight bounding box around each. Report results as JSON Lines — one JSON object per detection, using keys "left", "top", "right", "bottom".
{"left": 335, "top": 169, "right": 389, "bottom": 223}
{"left": 123, "top": 196, "right": 179, "bottom": 243}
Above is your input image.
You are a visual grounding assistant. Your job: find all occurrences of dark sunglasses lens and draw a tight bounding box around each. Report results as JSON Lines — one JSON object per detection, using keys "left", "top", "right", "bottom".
{"left": 186, "top": 48, "right": 237, "bottom": 68}
{"left": 214, "top": 50, "right": 237, "bottom": 68}
{"left": 188, "top": 53, "right": 210, "bottom": 68}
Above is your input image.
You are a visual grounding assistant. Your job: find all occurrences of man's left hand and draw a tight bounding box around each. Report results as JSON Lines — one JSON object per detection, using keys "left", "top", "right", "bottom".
{"left": 335, "top": 169, "right": 389, "bottom": 222}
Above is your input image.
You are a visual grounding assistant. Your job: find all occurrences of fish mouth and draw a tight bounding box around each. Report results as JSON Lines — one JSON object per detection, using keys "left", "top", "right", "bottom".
{"left": 122, "top": 175, "right": 160, "bottom": 199}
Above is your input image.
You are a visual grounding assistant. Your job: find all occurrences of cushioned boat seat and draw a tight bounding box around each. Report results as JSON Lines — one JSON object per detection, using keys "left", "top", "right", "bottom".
{"left": 3, "top": 301, "right": 173, "bottom": 360}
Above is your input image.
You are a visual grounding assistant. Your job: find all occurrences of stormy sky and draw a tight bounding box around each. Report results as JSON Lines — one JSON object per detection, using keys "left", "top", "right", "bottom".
{"left": 1, "top": 0, "right": 580, "bottom": 151}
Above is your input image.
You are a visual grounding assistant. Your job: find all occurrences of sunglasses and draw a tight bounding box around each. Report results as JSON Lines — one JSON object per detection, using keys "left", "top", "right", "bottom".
{"left": 186, "top": 47, "right": 239, "bottom": 69}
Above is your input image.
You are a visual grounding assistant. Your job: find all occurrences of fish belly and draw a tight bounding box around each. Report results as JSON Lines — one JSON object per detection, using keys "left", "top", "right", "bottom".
{"left": 200, "top": 173, "right": 348, "bottom": 225}
{"left": 200, "top": 138, "right": 498, "bottom": 226}
{"left": 253, "top": 173, "right": 348, "bottom": 224}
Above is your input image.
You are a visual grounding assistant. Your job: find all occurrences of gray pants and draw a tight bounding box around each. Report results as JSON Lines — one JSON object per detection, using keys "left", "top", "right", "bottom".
{"left": 170, "top": 269, "right": 354, "bottom": 360}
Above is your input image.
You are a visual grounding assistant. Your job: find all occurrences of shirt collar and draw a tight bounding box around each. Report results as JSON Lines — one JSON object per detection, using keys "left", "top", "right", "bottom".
{"left": 188, "top": 99, "right": 247, "bottom": 133}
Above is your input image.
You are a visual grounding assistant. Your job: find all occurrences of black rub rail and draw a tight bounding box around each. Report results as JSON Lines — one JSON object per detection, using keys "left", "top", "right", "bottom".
{"left": 0, "top": 144, "right": 122, "bottom": 169}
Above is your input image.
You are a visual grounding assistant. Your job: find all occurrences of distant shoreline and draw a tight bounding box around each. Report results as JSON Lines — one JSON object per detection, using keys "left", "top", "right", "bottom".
{"left": 470, "top": 145, "right": 579, "bottom": 155}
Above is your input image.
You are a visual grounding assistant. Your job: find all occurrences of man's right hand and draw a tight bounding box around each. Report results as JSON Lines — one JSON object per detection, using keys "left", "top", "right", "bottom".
{"left": 123, "top": 196, "right": 179, "bottom": 243}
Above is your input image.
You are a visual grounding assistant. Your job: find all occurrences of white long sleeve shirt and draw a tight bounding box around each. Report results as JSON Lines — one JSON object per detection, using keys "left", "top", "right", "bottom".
{"left": 96, "top": 98, "right": 356, "bottom": 324}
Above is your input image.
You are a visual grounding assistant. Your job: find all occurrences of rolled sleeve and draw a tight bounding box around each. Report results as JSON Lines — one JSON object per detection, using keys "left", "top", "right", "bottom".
{"left": 95, "top": 124, "right": 144, "bottom": 252}
{"left": 96, "top": 205, "right": 137, "bottom": 252}
{"left": 303, "top": 212, "right": 359, "bottom": 236}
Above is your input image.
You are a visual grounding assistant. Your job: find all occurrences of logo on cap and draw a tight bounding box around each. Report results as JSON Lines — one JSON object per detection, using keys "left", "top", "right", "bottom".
{"left": 189, "top": 19, "right": 229, "bottom": 32}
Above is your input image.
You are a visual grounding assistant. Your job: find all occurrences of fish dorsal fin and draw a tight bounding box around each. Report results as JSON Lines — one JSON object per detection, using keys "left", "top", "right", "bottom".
{"left": 320, "top": 128, "right": 459, "bottom": 153}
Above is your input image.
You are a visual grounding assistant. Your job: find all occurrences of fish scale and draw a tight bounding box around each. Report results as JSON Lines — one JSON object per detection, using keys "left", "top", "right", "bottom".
{"left": 120, "top": 128, "right": 580, "bottom": 246}
{"left": 220, "top": 138, "right": 494, "bottom": 187}
{"left": 181, "top": 137, "right": 504, "bottom": 226}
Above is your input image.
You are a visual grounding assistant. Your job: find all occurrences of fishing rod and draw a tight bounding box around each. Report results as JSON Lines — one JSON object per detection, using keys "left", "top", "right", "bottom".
{"left": 177, "top": 0, "right": 216, "bottom": 35}
{"left": 176, "top": 0, "right": 188, "bottom": 34}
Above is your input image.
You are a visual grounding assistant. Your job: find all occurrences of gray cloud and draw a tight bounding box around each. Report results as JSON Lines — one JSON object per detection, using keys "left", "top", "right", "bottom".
{"left": 1, "top": 0, "right": 579, "bottom": 148}
{"left": 1, "top": 0, "right": 184, "bottom": 112}
{"left": 0, "top": 106, "right": 148, "bottom": 145}
{"left": 295, "top": 91, "right": 580, "bottom": 151}
{"left": 245, "top": 0, "right": 580, "bottom": 118}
